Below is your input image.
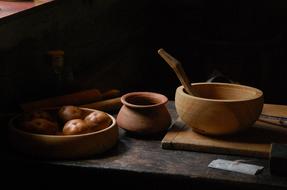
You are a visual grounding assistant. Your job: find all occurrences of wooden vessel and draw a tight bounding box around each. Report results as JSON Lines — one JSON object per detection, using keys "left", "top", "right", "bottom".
{"left": 175, "top": 82, "right": 264, "bottom": 135}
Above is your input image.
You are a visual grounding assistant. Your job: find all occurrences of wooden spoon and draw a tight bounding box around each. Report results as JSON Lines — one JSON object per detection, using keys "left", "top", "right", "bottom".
{"left": 158, "top": 48, "right": 198, "bottom": 96}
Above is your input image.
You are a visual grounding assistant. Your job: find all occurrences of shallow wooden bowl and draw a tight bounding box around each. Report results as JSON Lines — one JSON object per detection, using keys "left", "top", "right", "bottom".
{"left": 9, "top": 108, "right": 118, "bottom": 159}
{"left": 175, "top": 82, "right": 264, "bottom": 135}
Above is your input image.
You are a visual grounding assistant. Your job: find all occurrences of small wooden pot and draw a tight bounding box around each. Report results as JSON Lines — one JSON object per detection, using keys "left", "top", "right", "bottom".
{"left": 175, "top": 82, "right": 264, "bottom": 135}
{"left": 116, "top": 92, "right": 171, "bottom": 136}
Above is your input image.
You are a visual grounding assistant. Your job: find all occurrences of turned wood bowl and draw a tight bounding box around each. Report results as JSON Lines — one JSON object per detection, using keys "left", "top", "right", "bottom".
{"left": 9, "top": 108, "right": 118, "bottom": 159}
{"left": 175, "top": 82, "right": 264, "bottom": 135}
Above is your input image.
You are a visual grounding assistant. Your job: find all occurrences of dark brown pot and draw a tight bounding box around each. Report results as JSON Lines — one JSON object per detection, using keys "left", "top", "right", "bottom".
{"left": 116, "top": 92, "right": 171, "bottom": 136}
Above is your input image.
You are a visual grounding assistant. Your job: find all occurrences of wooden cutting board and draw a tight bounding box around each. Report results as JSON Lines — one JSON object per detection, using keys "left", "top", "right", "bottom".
{"left": 161, "top": 104, "right": 287, "bottom": 158}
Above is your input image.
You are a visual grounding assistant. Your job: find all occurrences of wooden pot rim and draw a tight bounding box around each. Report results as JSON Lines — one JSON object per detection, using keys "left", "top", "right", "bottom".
{"left": 177, "top": 82, "right": 263, "bottom": 102}
{"left": 121, "top": 92, "right": 168, "bottom": 109}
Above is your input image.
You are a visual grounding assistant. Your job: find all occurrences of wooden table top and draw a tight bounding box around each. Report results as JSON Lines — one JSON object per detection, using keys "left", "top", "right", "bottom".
{"left": 2, "top": 101, "right": 287, "bottom": 189}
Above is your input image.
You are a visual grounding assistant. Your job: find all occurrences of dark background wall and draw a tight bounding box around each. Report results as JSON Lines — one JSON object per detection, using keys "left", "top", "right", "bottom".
{"left": 1, "top": 0, "right": 287, "bottom": 112}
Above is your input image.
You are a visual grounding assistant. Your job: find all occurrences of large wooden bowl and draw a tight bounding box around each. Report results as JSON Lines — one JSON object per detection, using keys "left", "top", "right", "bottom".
{"left": 9, "top": 108, "right": 118, "bottom": 159}
{"left": 175, "top": 82, "right": 264, "bottom": 135}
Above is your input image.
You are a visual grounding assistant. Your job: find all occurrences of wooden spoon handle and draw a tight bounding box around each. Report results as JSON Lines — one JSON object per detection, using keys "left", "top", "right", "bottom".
{"left": 158, "top": 48, "right": 196, "bottom": 96}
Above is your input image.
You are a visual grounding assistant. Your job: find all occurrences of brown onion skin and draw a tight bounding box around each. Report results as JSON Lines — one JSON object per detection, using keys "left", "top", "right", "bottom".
{"left": 21, "top": 118, "right": 59, "bottom": 135}
{"left": 62, "top": 119, "right": 89, "bottom": 135}
{"left": 20, "top": 107, "right": 111, "bottom": 136}
{"left": 58, "top": 106, "right": 83, "bottom": 122}
{"left": 23, "top": 110, "right": 54, "bottom": 122}
{"left": 84, "top": 111, "right": 112, "bottom": 131}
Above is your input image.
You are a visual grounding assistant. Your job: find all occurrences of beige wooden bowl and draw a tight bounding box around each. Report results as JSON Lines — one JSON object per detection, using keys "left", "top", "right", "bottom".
{"left": 9, "top": 108, "right": 118, "bottom": 159}
{"left": 175, "top": 82, "right": 264, "bottom": 135}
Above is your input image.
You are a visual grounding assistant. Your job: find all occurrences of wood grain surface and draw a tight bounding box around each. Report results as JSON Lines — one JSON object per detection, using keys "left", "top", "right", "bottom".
{"left": 162, "top": 104, "right": 287, "bottom": 158}
{"left": 3, "top": 102, "right": 287, "bottom": 190}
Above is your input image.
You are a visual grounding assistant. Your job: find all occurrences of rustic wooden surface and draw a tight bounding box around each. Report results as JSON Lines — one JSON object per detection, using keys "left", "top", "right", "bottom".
{"left": 162, "top": 104, "right": 287, "bottom": 158}
{"left": 2, "top": 101, "right": 287, "bottom": 189}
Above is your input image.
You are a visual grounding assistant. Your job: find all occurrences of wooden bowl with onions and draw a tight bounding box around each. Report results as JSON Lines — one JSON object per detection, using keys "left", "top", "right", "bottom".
{"left": 9, "top": 106, "right": 118, "bottom": 159}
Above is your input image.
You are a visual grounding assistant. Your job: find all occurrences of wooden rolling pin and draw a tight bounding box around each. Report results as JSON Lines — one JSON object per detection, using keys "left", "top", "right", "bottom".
{"left": 81, "top": 97, "right": 122, "bottom": 112}
{"left": 20, "top": 89, "right": 121, "bottom": 111}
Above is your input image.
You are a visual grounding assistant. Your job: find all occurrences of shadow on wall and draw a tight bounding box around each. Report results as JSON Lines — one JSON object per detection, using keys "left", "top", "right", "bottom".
{"left": 0, "top": 0, "right": 287, "bottom": 112}
{"left": 144, "top": 0, "right": 287, "bottom": 104}
{"left": 0, "top": 0, "right": 152, "bottom": 110}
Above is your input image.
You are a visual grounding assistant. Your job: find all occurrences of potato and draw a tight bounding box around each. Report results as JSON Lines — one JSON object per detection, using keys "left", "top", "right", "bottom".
{"left": 21, "top": 118, "right": 59, "bottom": 135}
{"left": 19, "top": 106, "right": 111, "bottom": 136}
{"left": 58, "top": 105, "right": 83, "bottom": 122}
{"left": 84, "top": 111, "right": 111, "bottom": 131}
{"left": 62, "top": 119, "right": 89, "bottom": 135}
{"left": 23, "top": 110, "right": 54, "bottom": 122}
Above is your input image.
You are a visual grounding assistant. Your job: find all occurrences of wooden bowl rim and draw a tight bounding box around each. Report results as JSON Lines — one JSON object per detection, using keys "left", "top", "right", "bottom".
{"left": 177, "top": 82, "right": 263, "bottom": 102}
{"left": 9, "top": 107, "right": 116, "bottom": 138}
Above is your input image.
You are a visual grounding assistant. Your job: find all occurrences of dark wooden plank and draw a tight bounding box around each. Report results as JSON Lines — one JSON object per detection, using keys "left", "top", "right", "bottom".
{"left": 162, "top": 104, "right": 287, "bottom": 158}
{"left": 2, "top": 102, "right": 287, "bottom": 189}
{"left": 270, "top": 143, "right": 287, "bottom": 175}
